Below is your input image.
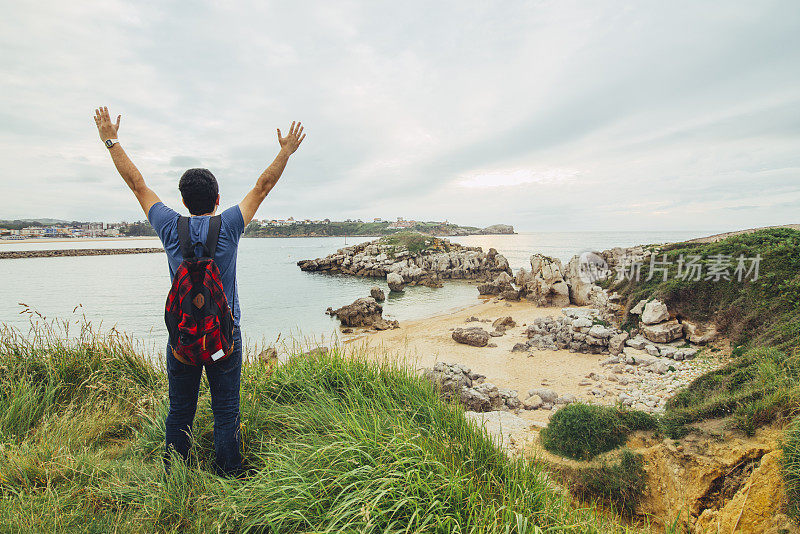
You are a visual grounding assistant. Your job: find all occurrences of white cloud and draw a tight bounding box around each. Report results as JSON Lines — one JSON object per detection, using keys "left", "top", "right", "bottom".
{"left": 0, "top": 0, "right": 798, "bottom": 231}
{"left": 457, "top": 168, "right": 579, "bottom": 188}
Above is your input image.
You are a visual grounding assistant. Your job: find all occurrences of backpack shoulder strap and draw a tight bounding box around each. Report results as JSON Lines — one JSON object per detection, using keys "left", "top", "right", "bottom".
{"left": 206, "top": 215, "right": 222, "bottom": 259}
{"left": 177, "top": 216, "right": 194, "bottom": 259}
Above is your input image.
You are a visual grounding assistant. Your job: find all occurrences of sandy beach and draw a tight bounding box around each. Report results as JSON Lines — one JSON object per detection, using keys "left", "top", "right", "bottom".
{"left": 344, "top": 297, "right": 613, "bottom": 425}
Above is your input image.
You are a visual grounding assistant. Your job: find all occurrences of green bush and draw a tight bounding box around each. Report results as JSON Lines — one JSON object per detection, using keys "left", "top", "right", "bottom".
{"left": 540, "top": 403, "right": 656, "bottom": 461}
{"left": 783, "top": 417, "right": 800, "bottom": 522}
{"left": 575, "top": 450, "right": 647, "bottom": 517}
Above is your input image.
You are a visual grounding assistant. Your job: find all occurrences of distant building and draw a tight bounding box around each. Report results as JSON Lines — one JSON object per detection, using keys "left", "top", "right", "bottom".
{"left": 21, "top": 226, "right": 44, "bottom": 237}
{"left": 387, "top": 220, "right": 415, "bottom": 229}
{"left": 373, "top": 217, "right": 382, "bottom": 222}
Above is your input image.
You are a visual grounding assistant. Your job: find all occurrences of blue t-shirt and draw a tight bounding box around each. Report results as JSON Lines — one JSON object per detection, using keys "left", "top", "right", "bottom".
{"left": 148, "top": 202, "right": 245, "bottom": 326}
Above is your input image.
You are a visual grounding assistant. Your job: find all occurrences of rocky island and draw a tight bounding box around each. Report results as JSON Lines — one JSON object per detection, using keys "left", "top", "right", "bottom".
{"left": 297, "top": 232, "right": 512, "bottom": 287}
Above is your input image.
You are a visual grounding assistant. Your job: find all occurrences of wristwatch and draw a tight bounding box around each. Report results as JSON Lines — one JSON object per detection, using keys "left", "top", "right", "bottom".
{"left": 104, "top": 138, "right": 119, "bottom": 148}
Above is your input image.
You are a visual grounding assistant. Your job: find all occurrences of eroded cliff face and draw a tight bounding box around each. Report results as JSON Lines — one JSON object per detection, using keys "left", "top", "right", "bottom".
{"left": 532, "top": 420, "right": 796, "bottom": 533}
{"left": 630, "top": 421, "right": 795, "bottom": 532}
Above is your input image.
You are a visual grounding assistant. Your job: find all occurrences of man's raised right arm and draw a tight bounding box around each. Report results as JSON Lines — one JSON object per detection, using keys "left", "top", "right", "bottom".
{"left": 94, "top": 106, "right": 160, "bottom": 217}
{"left": 239, "top": 121, "right": 305, "bottom": 226}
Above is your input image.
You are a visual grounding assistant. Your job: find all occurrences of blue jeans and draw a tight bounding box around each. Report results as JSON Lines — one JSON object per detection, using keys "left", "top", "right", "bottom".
{"left": 164, "top": 327, "right": 242, "bottom": 476}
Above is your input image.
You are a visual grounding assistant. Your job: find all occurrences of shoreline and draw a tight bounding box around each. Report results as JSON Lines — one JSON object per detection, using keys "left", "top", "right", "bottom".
{"left": 338, "top": 297, "right": 724, "bottom": 426}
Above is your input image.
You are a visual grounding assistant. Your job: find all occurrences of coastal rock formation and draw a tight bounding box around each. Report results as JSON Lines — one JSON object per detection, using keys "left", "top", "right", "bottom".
{"left": 423, "top": 362, "right": 478, "bottom": 402}
{"left": 297, "top": 233, "right": 512, "bottom": 285}
{"left": 682, "top": 320, "right": 718, "bottom": 344}
{"left": 641, "top": 299, "right": 670, "bottom": 324}
{"left": 452, "top": 327, "right": 490, "bottom": 347}
{"left": 386, "top": 272, "right": 405, "bottom": 292}
{"left": 517, "top": 254, "right": 570, "bottom": 307}
{"left": 492, "top": 316, "right": 516, "bottom": 330}
{"left": 641, "top": 319, "right": 684, "bottom": 343}
{"left": 564, "top": 255, "right": 595, "bottom": 306}
{"left": 477, "top": 272, "right": 514, "bottom": 295}
{"left": 423, "top": 362, "right": 522, "bottom": 412}
{"left": 329, "top": 297, "right": 398, "bottom": 331}
{"left": 369, "top": 286, "right": 386, "bottom": 302}
{"left": 525, "top": 308, "right": 626, "bottom": 354}
{"left": 478, "top": 224, "right": 515, "bottom": 235}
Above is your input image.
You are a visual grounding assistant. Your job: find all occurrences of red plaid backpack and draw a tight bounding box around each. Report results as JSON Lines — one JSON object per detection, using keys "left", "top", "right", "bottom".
{"left": 165, "top": 215, "right": 235, "bottom": 366}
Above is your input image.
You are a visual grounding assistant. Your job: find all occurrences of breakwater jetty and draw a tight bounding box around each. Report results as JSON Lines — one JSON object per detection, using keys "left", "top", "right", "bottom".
{"left": 0, "top": 248, "right": 164, "bottom": 259}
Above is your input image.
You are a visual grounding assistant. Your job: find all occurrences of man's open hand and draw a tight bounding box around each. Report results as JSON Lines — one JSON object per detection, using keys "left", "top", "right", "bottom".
{"left": 277, "top": 121, "right": 306, "bottom": 155}
{"left": 94, "top": 106, "right": 121, "bottom": 141}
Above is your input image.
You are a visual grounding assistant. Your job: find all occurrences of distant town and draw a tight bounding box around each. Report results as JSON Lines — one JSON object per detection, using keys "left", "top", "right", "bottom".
{"left": 0, "top": 217, "right": 515, "bottom": 240}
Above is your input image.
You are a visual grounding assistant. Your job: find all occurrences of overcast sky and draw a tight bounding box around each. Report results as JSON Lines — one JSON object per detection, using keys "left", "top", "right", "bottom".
{"left": 1, "top": 1, "right": 798, "bottom": 231}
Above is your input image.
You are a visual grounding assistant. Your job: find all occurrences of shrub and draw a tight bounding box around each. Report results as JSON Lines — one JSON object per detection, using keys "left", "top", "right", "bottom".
{"left": 575, "top": 449, "right": 647, "bottom": 517}
{"left": 540, "top": 403, "right": 655, "bottom": 461}
{"left": 783, "top": 417, "right": 800, "bottom": 522}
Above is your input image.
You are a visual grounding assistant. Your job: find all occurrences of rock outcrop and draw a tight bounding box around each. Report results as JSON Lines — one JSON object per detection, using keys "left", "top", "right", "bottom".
{"left": 370, "top": 286, "right": 385, "bottom": 302}
{"left": 386, "top": 272, "right": 405, "bottom": 292}
{"left": 524, "top": 308, "right": 625, "bottom": 354}
{"left": 452, "top": 327, "right": 490, "bottom": 347}
{"left": 641, "top": 300, "right": 670, "bottom": 324}
{"left": 423, "top": 362, "right": 522, "bottom": 412}
{"left": 516, "top": 254, "right": 570, "bottom": 307}
{"left": 477, "top": 272, "right": 514, "bottom": 295}
{"left": 641, "top": 319, "right": 684, "bottom": 343}
{"left": 478, "top": 224, "right": 516, "bottom": 235}
{"left": 682, "top": 319, "right": 718, "bottom": 345}
{"left": 298, "top": 234, "right": 512, "bottom": 285}
{"left": 0, "top": 248, "right": 164, "bottom": 260}
{"left": 329, "top": 297, "right": 398, "bottom": 331}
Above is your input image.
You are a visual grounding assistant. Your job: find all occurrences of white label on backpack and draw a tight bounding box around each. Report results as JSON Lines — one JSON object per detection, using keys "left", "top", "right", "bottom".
{"left": 210, "top": 348, "right": 225, "bottom": 361}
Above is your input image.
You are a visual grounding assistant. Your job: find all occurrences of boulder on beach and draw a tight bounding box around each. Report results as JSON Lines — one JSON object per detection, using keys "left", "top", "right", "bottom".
{"left": 641, "top": 299, "right": 670, "bottom": 324}
{"left": 387, "top": 272, "right": 405, "bottom": 292}
{"left": 452, "top": 327, "right": 490, "bottom": 347}
{"left": 608, "top": 332, "right": 629, "bottom": 355}
{"left": 641, "top": 319, "right": 684, "bottom": 343}
{"left": 492, "top": 316, "right": 516, "bottom": 330}
{"left": 370, "top": 286, "right": 386, "bottom": 302}
{"left": 682, "top": 320, "right": 718, "bottom": 345}
{"left": 423, "top": 361, "right": 474, "bottom": 401}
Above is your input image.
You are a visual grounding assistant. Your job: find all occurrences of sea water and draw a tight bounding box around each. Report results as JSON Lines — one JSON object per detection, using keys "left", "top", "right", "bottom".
{"left": 0, "top": 231, "right": 709, "bottom": 352}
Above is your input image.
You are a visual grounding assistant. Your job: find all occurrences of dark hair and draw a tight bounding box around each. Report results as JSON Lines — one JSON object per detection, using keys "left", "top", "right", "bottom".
{"left": 179, "top": 168, "right": 219, "bottom": 215}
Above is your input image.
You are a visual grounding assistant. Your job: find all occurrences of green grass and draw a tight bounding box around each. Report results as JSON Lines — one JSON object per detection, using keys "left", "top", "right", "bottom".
{"left": 659, "top": 347, "right": 800, "bottom": 438}
{"left": 379, "top": 231, "right": 438, "bottom": 254}
{"left": 607, "top": 229, "right": 800, "bottom": 437}
{"left": 540, "top": 404, "right": 657, "bottom": 461}
{"left": 783, "top": 416, "right": 800, "bottom": 522}
{"left": 613, "top": 228, "right": 800, "bottom": 353}
{"left": 0, "top": 321, "right": 629, "bottom": 533}
{"left": 573, "top": 450, "right": 647, "bottom": 517}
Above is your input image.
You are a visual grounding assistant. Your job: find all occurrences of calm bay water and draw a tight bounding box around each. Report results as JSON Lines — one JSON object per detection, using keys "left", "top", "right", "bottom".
{"left": 0, "top": 231, "right": 711, "bottom": 352}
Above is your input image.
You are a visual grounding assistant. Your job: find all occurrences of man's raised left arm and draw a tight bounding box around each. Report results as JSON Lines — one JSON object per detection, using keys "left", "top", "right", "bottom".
{"left": 93, "top": 106, "right": 160, "bottom": 217}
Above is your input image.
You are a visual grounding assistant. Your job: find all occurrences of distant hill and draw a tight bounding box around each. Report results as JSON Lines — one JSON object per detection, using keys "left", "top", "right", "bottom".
{"left": 244, "top": 220, "right": 515, "bottom": 238}
{"left": 0, "top": 218, "right": 70, "bottom": 226}
{"left": 685, "top": 224, "right": 800, "bottom": 243}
